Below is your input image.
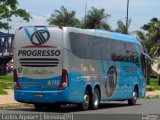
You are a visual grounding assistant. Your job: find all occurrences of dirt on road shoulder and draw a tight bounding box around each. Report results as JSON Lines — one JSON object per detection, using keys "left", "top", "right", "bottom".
{"left": 0, "top": 89, "right": 19, "bottom": 105}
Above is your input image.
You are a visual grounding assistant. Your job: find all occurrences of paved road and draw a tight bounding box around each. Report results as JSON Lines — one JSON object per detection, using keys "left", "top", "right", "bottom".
{"left": 0, "top": 99, "right": 160, "bottom": 114}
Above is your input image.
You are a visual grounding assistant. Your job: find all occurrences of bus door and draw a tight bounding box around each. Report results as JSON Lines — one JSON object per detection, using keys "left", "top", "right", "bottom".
{"left": 141, "top": 53, "right": 151, "bottom": 80}
{"left": 139, "top": 53, "right": 151, "bottom": 97}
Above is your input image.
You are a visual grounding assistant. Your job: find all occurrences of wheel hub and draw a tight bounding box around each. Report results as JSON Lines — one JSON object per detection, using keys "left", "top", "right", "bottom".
{"left": 133, "top": 91, "right": 137, "bottom": 102}
{"left": 94, "top": 93, "right": 99, "bottom": 106}
{"left": 83, "top": 95, "right": 89, "bottom": 108}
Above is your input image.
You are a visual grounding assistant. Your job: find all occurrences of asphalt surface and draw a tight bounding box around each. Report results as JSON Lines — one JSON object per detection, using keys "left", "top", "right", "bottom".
{"left": 0, "top": 99, "right": 160, "bottom": 114}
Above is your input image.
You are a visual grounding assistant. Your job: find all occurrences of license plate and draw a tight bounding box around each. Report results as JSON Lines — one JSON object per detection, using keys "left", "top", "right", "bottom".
{"left": 34, "top": 93, "right": 44, "bottom": 97}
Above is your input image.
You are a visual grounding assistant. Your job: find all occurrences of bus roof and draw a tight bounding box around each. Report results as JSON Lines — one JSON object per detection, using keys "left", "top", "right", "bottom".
{"left": 95, "top": 29, "right": 142, "bottom": 46}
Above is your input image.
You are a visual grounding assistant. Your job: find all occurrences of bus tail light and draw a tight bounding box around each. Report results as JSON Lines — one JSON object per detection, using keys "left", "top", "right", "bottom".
{"left": 58, "top": 69, "right": 68, "bottom": 90}
{"left": 13, "top": 69, "right": 21, "bottom": 89}
{"left": 18, "top": 26, "right": 23, "bottom": 31}
{"left": 58, "top": 26, "right": 63, "bottom": 30}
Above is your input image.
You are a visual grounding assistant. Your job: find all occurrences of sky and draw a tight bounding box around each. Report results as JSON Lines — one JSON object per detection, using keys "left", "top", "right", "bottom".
{"left": 3, "top": 0, "right": 160, "bottom": 33}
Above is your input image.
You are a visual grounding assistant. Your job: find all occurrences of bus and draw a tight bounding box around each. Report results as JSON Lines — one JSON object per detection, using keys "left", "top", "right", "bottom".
{"left": 13, "top": 26, "right": 151, "bottom": 111}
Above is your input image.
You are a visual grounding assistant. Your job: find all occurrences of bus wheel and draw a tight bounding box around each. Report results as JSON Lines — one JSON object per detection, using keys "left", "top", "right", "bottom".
{"left": 78, "top": 89, "right": 90, "bottom": 111}
{"left": 34, "top": 104, "right": 45, "bottom": 111}
{"left": 90, "top": 88, "right": 100, "bottom": 110}
{"left": 128, "top": 87, "right": 138, "bottom": 105}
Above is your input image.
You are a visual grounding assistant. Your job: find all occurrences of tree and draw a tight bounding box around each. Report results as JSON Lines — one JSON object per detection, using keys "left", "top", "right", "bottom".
{"left": 0, "top": 0, "right": 31, "bottom": 30}
{"left": 136, "top": 31, "right": 149, "bottom": 52}
{"left": 82, "top": 7, "right": 111, "bottom": 30}
{"left": 136, "top": 31, "right": 152, "bottom": 85}
{"left": 137, "top": 18, "right": 160, "bottom": 57}
{"left": 156, "top": 57, "right": 160, "bottom": 85}
{"left": 47, "top": 6, "right": 80, "bottom": 27}
{"left": 137, "top": 18, "right": 160, "bottom": 85}
{"left": 115, "top": 19, "right": 131, "bottom": 34}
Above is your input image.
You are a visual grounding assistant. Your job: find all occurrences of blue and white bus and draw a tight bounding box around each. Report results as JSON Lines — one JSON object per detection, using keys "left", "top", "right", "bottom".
{"left": 13, "top": 26, "right": 151, "bottom": 110}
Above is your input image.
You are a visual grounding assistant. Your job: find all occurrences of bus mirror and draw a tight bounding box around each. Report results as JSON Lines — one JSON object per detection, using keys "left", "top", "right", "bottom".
{"left": 142, "top": 52, "right": 152, "bottom": 66}
{"left": 147, "top": 60, "right": 151, "bottom": 66}
{"left": 146, "top": 58, "right": 152, "bottom": 66}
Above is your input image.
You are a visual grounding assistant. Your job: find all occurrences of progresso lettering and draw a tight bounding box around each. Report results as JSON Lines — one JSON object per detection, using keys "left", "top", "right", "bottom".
{"left": 18, "top": 50, "right": 60, "bottom": 56}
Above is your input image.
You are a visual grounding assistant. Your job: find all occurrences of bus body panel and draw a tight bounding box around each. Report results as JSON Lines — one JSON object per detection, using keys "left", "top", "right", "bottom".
{"left": 14, "top": 26, "right": 147, "bottom": 105}
{"left": 14, "top": 27, "right": 63, "bottom": 91}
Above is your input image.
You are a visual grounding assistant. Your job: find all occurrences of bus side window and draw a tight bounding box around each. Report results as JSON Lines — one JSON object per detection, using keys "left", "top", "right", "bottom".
{"left": 90, "top": 36, "right": 102, "bottom": 59}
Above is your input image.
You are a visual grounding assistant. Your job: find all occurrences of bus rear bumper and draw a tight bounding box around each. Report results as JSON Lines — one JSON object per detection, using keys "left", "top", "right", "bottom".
{"left": 14, "top": 88, "right": 79, "bottom": 104}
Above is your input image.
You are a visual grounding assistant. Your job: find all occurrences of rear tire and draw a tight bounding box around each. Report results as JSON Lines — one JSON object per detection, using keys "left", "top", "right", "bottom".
{"left": 128, "top": 87, "right": 138, "bottom": 105}
{"left": 78, "top": 89, "right": 90, "bottom": 111}
{"left": 90, "top": 88, "right": 100, "bottom": 110}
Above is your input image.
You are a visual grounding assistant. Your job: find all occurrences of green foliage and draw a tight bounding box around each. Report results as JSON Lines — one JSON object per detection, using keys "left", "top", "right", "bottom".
{"left": 0, "top": 75, "right": 13, "bottom": 82}
{"left": 115, "top": 19, "right": 131, "bottom": 34}
{"left": 82, "top": 7, "right": 111, "bottom": 30}
{"left": 0, "top": 82, "right": 13, "bottom": 95}
{"left": 48, "top": 6, "right": 111, "bottom": 30}
{"left": 137, "top": 18, "right": 160, "bottom": 58}
{"left": 147, "top": 78, "right": 160, "bottom": 90}
{"left": 0, "top": 86, "right": 7, "bottom": 94}
{"left": 0, "top": 0, "right": 31, "bottom": 30}
{"left": 137, "top": 18, "right": 160, "bottom": 82}
{"left": 0, "top": 75, "right": 13, "bottom": 95}
{"left": 146, "top": 86, "right": 155, "bottom": 91}
{"left": 47, "top": 6, "right": 80, "bottom": 27}
{"left": 145, "top": 95, "right": 160, "bottom": 99}
{"left": 136, "top": 31, "right": 146, "bottom": 41}
{"left": 0, "top": 104, "right": 34, "bottom": 110}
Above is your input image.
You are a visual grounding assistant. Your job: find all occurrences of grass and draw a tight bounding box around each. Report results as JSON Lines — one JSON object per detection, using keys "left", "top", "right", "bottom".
{"left": 0, "top": 75, "right": 14, "bottom": 95}
{"left": 146, "top": 78, "right": 160, "bottom": 99}
{"left": 145, "top": 95, "right": 160, "bottom": 99}
{"left": 0, "top": 75, "right": 13, "bottom": 82}
{"left": 147, "top": 78, "right": 160, "bottom": 91}
{"left": 0, "top": 104, "right": 33, "bottom": 110}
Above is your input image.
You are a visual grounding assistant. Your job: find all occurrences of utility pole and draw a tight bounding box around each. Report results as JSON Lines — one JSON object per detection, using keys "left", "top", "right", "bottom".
{"left": 7, "top": 18, "right": 10, "bottom": 34}
{"left": 85, "top": 2, "right": 87, "bottom": 19}
{"left": 126, "top": 0, "right": 129, "bottom": 34}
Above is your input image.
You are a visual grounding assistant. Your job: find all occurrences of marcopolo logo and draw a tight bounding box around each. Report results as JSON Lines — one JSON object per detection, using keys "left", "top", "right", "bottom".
{"left": 105, "top": 65, "right": 118, "bottom": 97}
{"left": 19, "top": 28, "right": 60, "bottom": 57}
{"left": 30, "top": 30, "right": 50, "bottom": 45}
